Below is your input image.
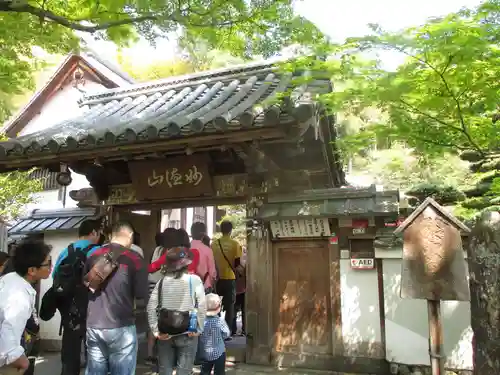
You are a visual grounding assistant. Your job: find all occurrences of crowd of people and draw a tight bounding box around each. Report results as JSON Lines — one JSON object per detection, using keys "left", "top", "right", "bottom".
{"left": 0, "top": 218, "right": 246, "bottom": 375}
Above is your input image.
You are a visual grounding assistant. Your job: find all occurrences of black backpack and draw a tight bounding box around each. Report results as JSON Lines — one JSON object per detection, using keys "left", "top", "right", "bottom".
{"left": 53, "top": 243, "right": 99, "bottom": 298}
{"left": 52, "top": 243, "right": 100, "bottom": 331}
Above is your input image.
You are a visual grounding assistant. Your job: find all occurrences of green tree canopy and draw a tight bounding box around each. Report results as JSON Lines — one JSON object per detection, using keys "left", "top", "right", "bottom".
{"left": 0, "top": 134, "right": 42, "bottom": 220}
{"left": 349, "top": 145, "right": 472, "bottom": 191}
{"left": 0, "top": 169, "right": 42, "bottom": 220}
{"left": 117, "top": 36, "right": 247, "bottom": 82}
{"left": 294, "top": 0, "right": 499, "bottom": 157}
{"left": 294, "top": 3, "right": 500, "bottom": 372}
{"left": 0, "top": 0, "right": 324, "bottom": 123}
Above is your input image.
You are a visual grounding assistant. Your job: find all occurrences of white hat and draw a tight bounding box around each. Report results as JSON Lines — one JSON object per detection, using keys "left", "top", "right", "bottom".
{"left": 206, "top": 293, "right": 222, "bottom": 316}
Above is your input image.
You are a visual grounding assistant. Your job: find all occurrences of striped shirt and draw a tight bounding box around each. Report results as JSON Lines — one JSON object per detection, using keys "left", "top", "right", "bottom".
{"left": 148, "top": 246, "right": 164, "bottom": 294}
{"left": 146, "top": 273, "right": 206, "bottom": 336}
{"left": 199, "top": 316, "right": 230, "bottom": 361}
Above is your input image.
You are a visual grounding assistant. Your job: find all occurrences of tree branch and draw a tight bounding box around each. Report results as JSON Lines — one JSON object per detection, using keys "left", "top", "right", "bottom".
{"left": 408, "top": 135, "right": 468, "bottom": 151}
{"left": 398, "top": 98, "right": 464, "bottom": 133}
{"left": 1, "top": 2, "right": 158, "bottom": 31}
{"left": 377, "top": 41, "right": 485, "bottom": 155}
{"left": 0, "top": 2, "right": 245, "bottom": 32}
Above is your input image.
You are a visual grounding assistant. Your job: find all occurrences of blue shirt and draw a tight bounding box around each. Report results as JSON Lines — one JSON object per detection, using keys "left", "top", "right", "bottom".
{"left": 52, "top": 239, "right": 99, "bottom": 276}
{"left": 199, "top": 315, "right": 230, "bottom": 361}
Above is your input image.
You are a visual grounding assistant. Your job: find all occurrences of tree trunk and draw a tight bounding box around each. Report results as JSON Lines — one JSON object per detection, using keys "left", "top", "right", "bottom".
{"left": 469, "top": 211, "right": 500, "bottom": 375}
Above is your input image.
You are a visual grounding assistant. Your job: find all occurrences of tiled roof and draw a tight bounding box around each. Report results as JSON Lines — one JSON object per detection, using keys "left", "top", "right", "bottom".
{"left": 0, "top": 59, "right": 330, "bottom": 159}
{"left": 8, "top": 207, "right": 101, "bottom": 235}
{"left": 248, "top": 187, "right": 400, "bottom": 219}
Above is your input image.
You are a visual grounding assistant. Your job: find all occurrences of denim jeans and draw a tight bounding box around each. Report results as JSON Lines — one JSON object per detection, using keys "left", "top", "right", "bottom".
{"left": 85, "top": 325, "right": 137, "bottom": 375}
{"left": 157, "top": 335, "right": 198, "bottom": 375}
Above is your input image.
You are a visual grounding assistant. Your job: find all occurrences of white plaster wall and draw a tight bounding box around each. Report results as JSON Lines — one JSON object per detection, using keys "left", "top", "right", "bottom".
{"left": 17, "top": 81, "right": 104, "bottom": 214}
{"left": 19, "top": 81, "right": 105, "bottom": 137}
{"left": 64, "top": 171, "right": 91, "bottom": 207}
{"left": 39, "top": 231, "right": 80, "bottom": 342}
{"left": 161, "top": 207, "right": 215, "bottom": 235}
{"left": 382, "top": 258, "right": 473, "bottom": 370}
{"left": 186, "top": 208, "right": 194, "bottom": 236}
{"left": 340, "top": 259, "right": 383, "bottom": 356}
{"left": 206, "top": 206, "right": 215, "bottom": 236}
{"left": 25, "top": 190, "right": 60, "bottom": 213}
{"left": 23, "top": 170, "right": 90, "bottom": 214}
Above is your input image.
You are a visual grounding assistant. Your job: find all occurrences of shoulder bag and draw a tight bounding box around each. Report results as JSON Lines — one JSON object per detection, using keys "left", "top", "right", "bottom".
{"left": 217, "top": 239, "right": 241, "bottom": 279}
{"left": 156, "top": 276, "right": 198, "bottom": 335}
{"left": 83, "top": 246, "right": 124, "bottom": 293}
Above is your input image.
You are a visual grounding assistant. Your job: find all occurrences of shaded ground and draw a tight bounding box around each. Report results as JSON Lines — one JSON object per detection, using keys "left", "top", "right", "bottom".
{"left": 33, "top": 314, "right": 371, "bottom": 374}
{"left": 34, "top": 353, "right": 366, "bottom": 375}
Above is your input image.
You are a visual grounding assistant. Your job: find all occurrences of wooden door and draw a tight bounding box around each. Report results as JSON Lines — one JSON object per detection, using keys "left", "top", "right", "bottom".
{"left": 273, "top": 240, "right": 333, "bottom": 355}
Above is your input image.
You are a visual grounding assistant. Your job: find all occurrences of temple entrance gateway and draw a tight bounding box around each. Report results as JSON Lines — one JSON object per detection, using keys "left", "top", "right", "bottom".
{"left": 0, "top": 60, "right": 367, "bottom": 371}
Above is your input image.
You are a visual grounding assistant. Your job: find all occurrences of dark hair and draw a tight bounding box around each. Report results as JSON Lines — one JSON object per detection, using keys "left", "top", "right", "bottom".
{"left": 173, "top": 265, "right": 188, "bottom": 279}
{"left": 155, "top": 232, "right": 163, "bottom": 247}
{"left": 0, "top": 252, "right": 9, "bottom": 267}
{"left": 97, "top": 233, "right": 106, "bottom": 246}
{"left": 111, "top": 221, "right": 134, "bottom": 237}
{"left": 175, "top": 228, "right": 191, "bottom": 248}
{"left": 12, "top": 239, "right": 52, "bottom": 276}
{"left": 165, "top": 264, "right": 189, "bottom": 279}
{"left": 202, "top": 235, "right": 211, "bottom": 247}
{"left": 133, "top": 231, "right": 141, "bottom": 246}
{"left": 220, "top": 220, "right": 233, "bottom": 235}
{"left": 161, "top": 228, "right": 178, "bottom": 249}
{"left": 191, "top": 222, "right": 206, "bottom": 241}
{"left": 78, "top": 219, "right": 101, "bottom": 237}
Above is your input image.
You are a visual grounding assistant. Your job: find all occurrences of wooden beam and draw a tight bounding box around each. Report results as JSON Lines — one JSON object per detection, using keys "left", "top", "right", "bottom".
{"left": 0, "top": 127, "right": 284, "bottom": 172}
{"left": 236, "top": 141, "right": 280, "bottom": 173}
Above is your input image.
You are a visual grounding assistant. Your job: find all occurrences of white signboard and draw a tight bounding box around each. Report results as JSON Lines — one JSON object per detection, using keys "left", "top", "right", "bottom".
{"left": 352, "top": 227, "right": 366, "bottom": 235}
{"left": 350, "top": 258, "right": 375, "bottom": 270}
{"left": 270, "top": 218, "right": 331, "bottom": 238}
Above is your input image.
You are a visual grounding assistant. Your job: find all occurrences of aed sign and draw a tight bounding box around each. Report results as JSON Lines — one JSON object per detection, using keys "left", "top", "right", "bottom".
{"left": 350, "top": 258, "right": 375, "bottom": 270}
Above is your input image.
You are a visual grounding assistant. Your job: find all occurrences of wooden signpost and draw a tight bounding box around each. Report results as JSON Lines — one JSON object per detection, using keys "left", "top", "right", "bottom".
{"left": 394, "top": 197, "right": 470, "bottom": 375}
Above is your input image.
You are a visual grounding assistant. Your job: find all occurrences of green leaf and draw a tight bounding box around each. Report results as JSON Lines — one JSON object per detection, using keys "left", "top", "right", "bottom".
{"left": 0, "top": 0, "right": 325, "bottom": 122}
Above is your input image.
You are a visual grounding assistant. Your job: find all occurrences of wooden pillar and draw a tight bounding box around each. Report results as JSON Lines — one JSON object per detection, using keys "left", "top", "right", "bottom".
{"left": 245, "top": 223, "right": 273, "bottom": 365}
{"left": 181, "top": 208, "right": 187, "bottom": 229}
{"left": 328, "top": 233, "right": 343, "bottom": 355}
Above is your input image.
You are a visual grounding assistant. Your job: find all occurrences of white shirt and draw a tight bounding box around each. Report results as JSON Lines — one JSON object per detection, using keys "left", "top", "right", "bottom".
{"left": 149, "top": 246, "right": 164, "bottom": 285}
{"left": 0, "top": 273, "right": 35, "bottom": 367}
{"left": 130, "top": 244, "right": 144, "bottom": 258}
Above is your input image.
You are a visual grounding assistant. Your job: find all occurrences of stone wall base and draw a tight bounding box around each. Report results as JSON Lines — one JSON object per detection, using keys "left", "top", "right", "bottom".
{"left": 393, "top": 364, "right": 472, "bottom": 375}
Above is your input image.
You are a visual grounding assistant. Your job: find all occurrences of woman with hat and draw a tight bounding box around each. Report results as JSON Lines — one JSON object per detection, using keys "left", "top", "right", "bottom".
{"left": 147, "top": 246, "right": 207, "bottom": 375}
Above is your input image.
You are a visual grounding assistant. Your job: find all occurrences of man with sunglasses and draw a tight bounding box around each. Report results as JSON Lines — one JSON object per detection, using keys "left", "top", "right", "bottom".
{"left": 0, "top": 239, "right": 52, "bottom": 374}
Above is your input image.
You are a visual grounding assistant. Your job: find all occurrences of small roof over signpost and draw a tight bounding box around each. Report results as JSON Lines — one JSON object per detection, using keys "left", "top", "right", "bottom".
{"left": 394, "top": 197, "right": 471, "bottom": 237}
{"left": 395, "top": 196, "right": 470, "bottom": 301}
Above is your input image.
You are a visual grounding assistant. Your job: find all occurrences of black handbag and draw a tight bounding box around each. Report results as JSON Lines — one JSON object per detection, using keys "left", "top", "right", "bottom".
{"left": 156, "top": 277, "right": 198, "bottom": 335}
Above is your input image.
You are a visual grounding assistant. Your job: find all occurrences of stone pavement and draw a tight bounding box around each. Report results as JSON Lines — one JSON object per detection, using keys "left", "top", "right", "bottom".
{"left": 32, "top": 353, "right": 341, "bottom": 375}
{"left": 33, "top": 353, "right": 364, "bottom": 375}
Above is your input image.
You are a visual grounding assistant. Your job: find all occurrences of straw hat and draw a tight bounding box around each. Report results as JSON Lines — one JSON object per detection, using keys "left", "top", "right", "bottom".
{"left": 206, "top": 293, "right": 222, "bottom": 316}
